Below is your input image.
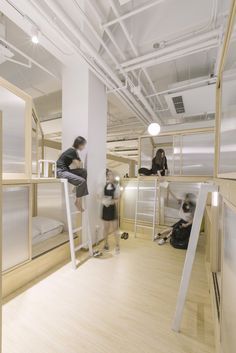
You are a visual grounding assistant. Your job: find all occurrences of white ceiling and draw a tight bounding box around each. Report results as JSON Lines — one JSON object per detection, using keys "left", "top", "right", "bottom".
{"left": 0, "top": 0, "right": 232, "bottom": 161}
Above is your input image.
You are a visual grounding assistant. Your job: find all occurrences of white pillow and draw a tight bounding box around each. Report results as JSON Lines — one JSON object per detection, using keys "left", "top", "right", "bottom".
{"left": 32, "top": 216, "right": 64, "bottom": 235}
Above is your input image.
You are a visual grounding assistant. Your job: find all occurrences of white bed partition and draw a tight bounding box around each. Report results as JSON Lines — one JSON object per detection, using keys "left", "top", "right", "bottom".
{"left": 1, "top": 86, "right": 25, "bottom": 174}
{"left": 181, "top": 132, "right": 215, "bottom": 176}
{"left": 0, "top": 77, "right": 32, "bottom": 179}
{"left": 2, "top": 186, "right": 30, "bottom": 271}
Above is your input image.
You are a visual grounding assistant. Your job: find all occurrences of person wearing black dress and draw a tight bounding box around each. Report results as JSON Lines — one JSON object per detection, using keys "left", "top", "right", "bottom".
{"left": 138, "top": 148, "right": 168, "bottom": 176}
{"left": 56, "top": 136, "right": 88, "bottom": 212}
{"left": 102, "top": 170, "right": 120, "bottom": 254}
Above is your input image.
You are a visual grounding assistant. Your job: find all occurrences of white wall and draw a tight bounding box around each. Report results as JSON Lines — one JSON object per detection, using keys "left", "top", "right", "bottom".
{"left": 62, "top": 60, "right": 107, "bottom": 243}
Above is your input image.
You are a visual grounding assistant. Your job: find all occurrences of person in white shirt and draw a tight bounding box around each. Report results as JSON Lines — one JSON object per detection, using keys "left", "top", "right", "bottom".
{"left": 155, "top": 192, "right": 196, "bottom": 245}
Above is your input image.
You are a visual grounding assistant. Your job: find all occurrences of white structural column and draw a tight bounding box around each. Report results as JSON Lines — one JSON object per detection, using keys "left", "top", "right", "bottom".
{"left": 62, "top": 59, "right": 107, "bottom": 244}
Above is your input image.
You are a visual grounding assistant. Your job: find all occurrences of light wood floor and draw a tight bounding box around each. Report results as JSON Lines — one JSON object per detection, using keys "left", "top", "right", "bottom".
{"left": 2, "top": 234, "right": 215, "bottom": 353}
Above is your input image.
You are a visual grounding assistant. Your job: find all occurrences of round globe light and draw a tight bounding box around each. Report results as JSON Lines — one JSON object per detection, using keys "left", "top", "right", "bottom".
{"left": 148, "top": 123, "right": 160, "bottom": 136}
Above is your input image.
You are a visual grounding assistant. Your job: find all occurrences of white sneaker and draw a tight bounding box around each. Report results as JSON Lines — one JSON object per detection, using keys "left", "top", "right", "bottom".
{"left": 154, "top": 233, "right": 161, "bottom": 241}
{"left": 158, "top": 238, "right": 166, "bottom": 245}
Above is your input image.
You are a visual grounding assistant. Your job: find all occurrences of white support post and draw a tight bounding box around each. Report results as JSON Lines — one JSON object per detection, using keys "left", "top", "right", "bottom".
{"left": 172, "top": 182, "right": 218, "bottom": 332}
{"left": 62, "top": 179, "right": 77, "bottom": 270}
{"left": 134, "top": 177, "right": 140, "bottom": 238}
{"left": 83, "top": 197, "right": 93, "bottom": 256}
{"left": 152, "top": 178, "right": 158, "bottom": 240}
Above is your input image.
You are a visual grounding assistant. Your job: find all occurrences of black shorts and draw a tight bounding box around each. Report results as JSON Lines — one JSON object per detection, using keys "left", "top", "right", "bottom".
{"left": 102, "top": 205, "right": 116, "bottom": 221}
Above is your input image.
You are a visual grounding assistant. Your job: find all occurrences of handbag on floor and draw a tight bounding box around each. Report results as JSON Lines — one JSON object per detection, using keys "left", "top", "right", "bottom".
{"left": 170, "top": 224, "right": 191, "bottom": 250}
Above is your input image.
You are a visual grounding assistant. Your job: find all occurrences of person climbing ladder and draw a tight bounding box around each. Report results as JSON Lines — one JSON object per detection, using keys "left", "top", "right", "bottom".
{"left": 57, "top": 136, "right": 88, "bottom": 212}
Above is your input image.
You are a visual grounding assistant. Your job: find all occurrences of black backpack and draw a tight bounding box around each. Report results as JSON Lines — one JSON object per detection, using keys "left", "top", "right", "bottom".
{"left": 170, "top": 225, "right": 191, "bottom": 250}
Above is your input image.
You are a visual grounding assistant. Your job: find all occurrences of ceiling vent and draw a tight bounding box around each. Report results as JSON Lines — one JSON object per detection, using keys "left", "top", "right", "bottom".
{"left": 172, "top": 96, "right": 185, "bottom": 114}
{"left": 164, "top": 84, "right": 216, "bottom": 117}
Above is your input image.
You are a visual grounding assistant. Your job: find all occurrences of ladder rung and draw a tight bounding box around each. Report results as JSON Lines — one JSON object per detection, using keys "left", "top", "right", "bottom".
{"left": 73, "top": 226, "right": 82, "bottom": 233}
{"left": 135, "top": 224, "right": 153, "bottom": 229}
{"left": 137, "top": 212, "right": 153, "bottom": 217}
{"left": 74, "top": 241, "right": 89, "bottom": 252}
{"left": 71, "top": 210, "right": 81, "bottom": 215}
{"left": 139, "top": 189, "right": 156, "bottom": 192}
{"left": 74, "top": 244, "right": 84, "bottom": 252}
{"left": 137, "top": 200, "right": 155, "bottom": 203}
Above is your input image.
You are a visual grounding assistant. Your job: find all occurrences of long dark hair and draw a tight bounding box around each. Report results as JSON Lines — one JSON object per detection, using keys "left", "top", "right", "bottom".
{"left": 73, "top": 136, "right": 87, "bottom": 149}
{"left": 154, "top": 148, "right": 165, "bottom": 166}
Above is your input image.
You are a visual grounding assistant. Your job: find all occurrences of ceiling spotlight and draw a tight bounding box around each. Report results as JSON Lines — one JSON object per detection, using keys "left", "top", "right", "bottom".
{"left": 31, "top": 27, "right": 39, "bottom": 44}
{"left": 148, "top": 123, "right": 161, "bottom": 136}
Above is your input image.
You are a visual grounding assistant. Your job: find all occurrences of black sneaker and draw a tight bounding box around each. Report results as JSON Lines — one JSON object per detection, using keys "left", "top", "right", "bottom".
{"left": 103, "top": 244, "right": 109, "bottom": 251}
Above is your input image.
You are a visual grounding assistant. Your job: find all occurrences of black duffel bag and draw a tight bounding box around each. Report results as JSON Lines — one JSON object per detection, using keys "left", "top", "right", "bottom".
{"left": 170, "top": 223, "right": 191, "bottom": 250}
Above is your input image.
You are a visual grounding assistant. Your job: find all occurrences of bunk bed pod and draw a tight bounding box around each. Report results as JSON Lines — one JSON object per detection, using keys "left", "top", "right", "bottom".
{"left": 120, "top": 177, "right": 210, "bottom": 232}
{"left": 31, "top": 179, "right": 81, "bottom": 258}
{"left": 0, "top": 77, "right": 32, "bottom": 179}
{"left": 139, "top": 128, "right": 215, "bottom": 177}
{"left": 213, "top": 4, "right": 236, "bottom": 352}
{"left": 0, "top": 111, "right": 2, "bottom": 350}
{"left": 217, "top": 16, "right": 236, "bottom": 179}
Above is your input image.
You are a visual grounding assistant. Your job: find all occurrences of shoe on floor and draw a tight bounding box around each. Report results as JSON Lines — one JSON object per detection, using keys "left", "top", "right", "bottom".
{"left": 123, "top": 233, "right": 129, "bottom": 240}
{"left": 154, "top": 233, "right": 161, "bottom": 241}
{"left": 158, "top": 238, "right": 166, "bottom": 245}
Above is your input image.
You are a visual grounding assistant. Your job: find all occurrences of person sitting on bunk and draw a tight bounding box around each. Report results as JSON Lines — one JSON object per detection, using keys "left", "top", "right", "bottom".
{"left": 155, "top": 192, "right": 196, "bottom": 247}
{"left": 57, "top": 136, "right": 88, "bottom": 212}
{"left": 138, "top": 148, "right": 168, "bottom": 176}
{"left": 102, "top": 169, "right": 120, "bottom": 254}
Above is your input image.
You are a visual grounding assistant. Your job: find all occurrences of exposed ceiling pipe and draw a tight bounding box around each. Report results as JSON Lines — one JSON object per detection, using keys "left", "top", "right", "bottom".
{"left": 102, "top": 0, "right": 165, "bottom": 28}
{"left": 3, "top": 0, "right": 146, "bottom": 125}
{"left": 45, "top": 0, "right": 155, "bottom": 125}
{"left": 4, "top": 56, "right": 32, "bottom": 68}
{"left": 28, "top": 0, "right": 151, "bottom": 126}
{"left": 123, "top": 40, "right": 218, "bottom": 72}
{"left": 73, "top": 0, "right": 162, "bottom": 124}
{"left": 120, "top": 28, "right": 220, "bottom": 69}
{"left": 0, "top": 35, "right": 60, "bottom": 80}
{"left": 108, "top": 0, "right": 163, "bottom": 120}
{"left": 87, "top": 1, "right": 161, "bottom": 111}
{"left": 146, "top": 77, "right": 217, "bottom": 98}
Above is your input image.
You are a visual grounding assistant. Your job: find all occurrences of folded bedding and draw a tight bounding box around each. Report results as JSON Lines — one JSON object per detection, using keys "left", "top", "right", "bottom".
{"left": 32, "top": 216, "right": 64, "bottom": 245}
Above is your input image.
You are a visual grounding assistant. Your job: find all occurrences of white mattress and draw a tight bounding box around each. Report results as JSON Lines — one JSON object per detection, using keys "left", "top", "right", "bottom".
{"left": 32, "top": 216, "right": 64, "bottom": 245}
